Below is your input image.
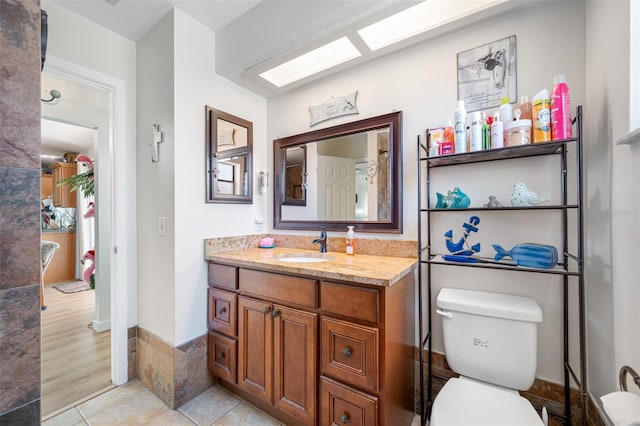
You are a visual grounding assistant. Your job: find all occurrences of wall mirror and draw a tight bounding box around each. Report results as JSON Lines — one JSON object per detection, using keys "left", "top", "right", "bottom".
{"left": 274, "top": 111, "right": 402, "bottom": 233}
{"left": 206, "top": 106, "right": 253, "bottom": 203}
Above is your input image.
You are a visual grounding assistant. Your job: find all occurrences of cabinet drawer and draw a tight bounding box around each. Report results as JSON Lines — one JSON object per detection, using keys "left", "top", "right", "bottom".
{"left": 208, "top": 288, "right": 237, "bottom": 337}
{"left": 321, "top": 317, "right": 379, "bottom": 392}
{"left": 320, "top": 376, "right": 378, "bottom": 426}
{"left": 208, "top": 331, "right": 237, "bottom": 384}
{"left": 321, "top": 281, "right": 379, "bottom": 323}
{"left": 208, "top": 263, "right": 238, "bottom": 289}
{"left": 239, "top": 268, "right": 317, "bottom": 308}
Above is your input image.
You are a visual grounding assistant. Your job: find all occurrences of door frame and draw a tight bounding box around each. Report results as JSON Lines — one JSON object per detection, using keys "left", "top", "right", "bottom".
{"left": 43, "top": 55, "right": 129, "bottom": 385}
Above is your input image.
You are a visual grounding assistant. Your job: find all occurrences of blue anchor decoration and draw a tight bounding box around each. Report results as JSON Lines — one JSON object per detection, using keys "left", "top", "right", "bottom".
{"left": 444, "top": 216, "right": 481, "bottom": 256}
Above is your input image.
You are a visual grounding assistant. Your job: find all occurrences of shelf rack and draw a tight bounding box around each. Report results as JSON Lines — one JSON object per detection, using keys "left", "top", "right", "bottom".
{"left": 417, "top": 106, "right": 586, "bottom": 425}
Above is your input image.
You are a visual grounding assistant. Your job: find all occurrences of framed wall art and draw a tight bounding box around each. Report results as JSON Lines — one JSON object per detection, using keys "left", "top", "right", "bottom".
{"left": 457, "top": 35, "right": 517, "bottom": 112}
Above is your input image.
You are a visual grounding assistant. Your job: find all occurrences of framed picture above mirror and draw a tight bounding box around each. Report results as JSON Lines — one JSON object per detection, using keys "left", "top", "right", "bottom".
{"left": 205, "top": 106, "right": 253, "bottom": 204}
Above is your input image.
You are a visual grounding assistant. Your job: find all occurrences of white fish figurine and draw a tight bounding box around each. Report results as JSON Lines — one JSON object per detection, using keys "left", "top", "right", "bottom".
{"left": 510, "top": 182, "right": 550, "bottom": 206}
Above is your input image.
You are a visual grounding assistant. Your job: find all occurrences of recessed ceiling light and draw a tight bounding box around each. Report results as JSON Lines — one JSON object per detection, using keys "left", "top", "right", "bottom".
{"left": 358, "top": 0, "right": 508, "bottom": 51}
{"left": 259, "top": 37, "right": 361, "bottom": 88}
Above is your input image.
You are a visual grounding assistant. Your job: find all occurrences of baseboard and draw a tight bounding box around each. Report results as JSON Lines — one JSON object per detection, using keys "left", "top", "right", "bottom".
{"left": 92, "top": 319, "right": 111, "bottom": 332}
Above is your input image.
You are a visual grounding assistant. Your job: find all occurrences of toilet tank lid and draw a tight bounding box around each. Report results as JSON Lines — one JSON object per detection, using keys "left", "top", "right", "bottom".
{"left": 437, "top": 288, "right": 542, "bottom": 322}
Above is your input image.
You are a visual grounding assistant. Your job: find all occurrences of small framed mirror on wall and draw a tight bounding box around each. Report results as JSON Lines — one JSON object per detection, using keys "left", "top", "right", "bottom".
{"left": 205, "top": 106, "right": 253, "bottom": 204}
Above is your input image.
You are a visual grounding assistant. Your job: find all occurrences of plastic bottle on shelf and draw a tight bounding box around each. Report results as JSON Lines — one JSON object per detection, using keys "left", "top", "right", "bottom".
{"left": 519, "top": 95, "right": 533, "bottom": 121}
{"left": 490, "top": 111, "right": 504, "bottom": 148}
{"left": 454, "top": 100, "right": 467, "bottom": 153}
{"left": 441, "top": 120, "right": 454, "bottom": 155}
{"left": 532, "top": 88, "right": 551, "bottom": 143}
{"left": 499, "top": 97, "right": 513, "bottom": 123}
{"left": 469, "top": 111, "right": 483, "bottom": 152}
{"left": 551, "top": 74, "right": 572, "bottom": 140}
{"left": 346, "top": 226, "right": 355, "bottom": 255}
{"left": 482, "top": 112, "right": 491, "bottom": 150}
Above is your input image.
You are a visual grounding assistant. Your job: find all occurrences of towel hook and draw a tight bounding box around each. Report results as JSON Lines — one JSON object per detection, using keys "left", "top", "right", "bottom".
{"left": 619, "top": 365, "right": 640, "bottom": 391}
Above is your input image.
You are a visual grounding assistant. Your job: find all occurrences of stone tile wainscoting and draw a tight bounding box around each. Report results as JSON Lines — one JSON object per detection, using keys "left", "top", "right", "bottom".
{"left": 0, "top": 0, "right": 43, "bottom": 423}
{"left": 135, "top": 327, "right": 212, "bottom": 409}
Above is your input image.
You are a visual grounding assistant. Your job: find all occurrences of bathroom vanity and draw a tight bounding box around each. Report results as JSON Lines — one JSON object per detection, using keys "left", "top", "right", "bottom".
{"left": 206, "top": 247, "right": 416, "bottom": 426}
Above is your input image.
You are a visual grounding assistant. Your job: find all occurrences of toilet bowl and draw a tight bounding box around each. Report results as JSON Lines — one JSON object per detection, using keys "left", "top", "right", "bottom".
{"left": 431, "top": 288, "right": 544, "bottom": 426}
{"left": 430, "top": 377, "right": 543, "bottom": 426}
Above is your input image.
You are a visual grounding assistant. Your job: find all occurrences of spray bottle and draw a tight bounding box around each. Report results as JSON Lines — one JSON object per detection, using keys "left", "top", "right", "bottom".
{"left": 551, "top": 74, "right": 572, "bottom": 140}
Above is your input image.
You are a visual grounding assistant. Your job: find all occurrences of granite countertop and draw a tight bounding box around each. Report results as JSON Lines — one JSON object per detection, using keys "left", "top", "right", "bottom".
{"left": 206, "top": 247, "right": 417, "bottom": 287}
{"left": 42, "top": 228, "right": 76, "bottom": 233}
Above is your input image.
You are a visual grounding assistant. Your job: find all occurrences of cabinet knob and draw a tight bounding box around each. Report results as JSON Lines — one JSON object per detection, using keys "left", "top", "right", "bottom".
{"left": 342, "top": 347, "right": 352, "bottom": 358}
{"left": 340, "top": 413, "right": 349, "bottom": 424}
{"left": 218, "top": 306, "right": 227, "bottom": 314}
{"left": 272, "top": 309, "right": 280, "bottom": 318}
{"left": 216, "top": 353, "right": 224, "bottom": 360}
{"left": 263, "top": 306, "right": 271, "bottom": 314}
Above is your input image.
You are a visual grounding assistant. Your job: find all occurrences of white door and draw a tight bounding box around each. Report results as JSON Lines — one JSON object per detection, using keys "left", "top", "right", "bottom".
{"left": 317, "top": 155, "right": 356, "bottom": 220}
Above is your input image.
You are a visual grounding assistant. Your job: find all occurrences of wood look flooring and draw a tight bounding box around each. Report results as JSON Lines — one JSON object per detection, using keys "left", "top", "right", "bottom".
{"left": 41, "top": 281, "right": 112, "bottom": 419}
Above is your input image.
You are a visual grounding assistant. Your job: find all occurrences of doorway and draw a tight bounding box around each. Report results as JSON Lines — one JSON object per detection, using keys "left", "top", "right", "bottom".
{"left": 40, "top": 56, "right": 130, "bottom": 418}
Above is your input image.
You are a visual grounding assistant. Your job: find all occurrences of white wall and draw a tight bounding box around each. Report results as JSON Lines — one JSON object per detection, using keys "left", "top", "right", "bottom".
{"left": 136, "top": 10, "right": 176, "bottom": 342}
{"left": 586, "top": 0, "right": 640, "bottom": 405}
{"left": 41, "top": 0, "right": 138, "bottom": 331}
{"left": 135, "top": 9, "right": 268, "bottom": 345}
{"left": 173, "top": 8, "right": 267, "bottom": 345}
{"left": 268, "top": 1, "right": 586, "bottom": 385}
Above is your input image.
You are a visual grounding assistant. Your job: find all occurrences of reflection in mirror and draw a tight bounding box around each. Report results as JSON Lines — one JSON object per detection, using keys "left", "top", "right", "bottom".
{"left": 206, "top": 106, "right": 253, "bottom": 204}
{"left": 274, "top": 111, "right": 402, "bottom": 233}
{"left": 216, "top": 155, "right": 248, "bottom": 196}
{"left": 284, "top": 145, "right": 307, "bottom": 206}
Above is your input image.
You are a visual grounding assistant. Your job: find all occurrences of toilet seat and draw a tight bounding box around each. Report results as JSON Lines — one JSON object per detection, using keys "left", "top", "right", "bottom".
{"left": 430, "top": 377, "right": 543, "bottom": 426}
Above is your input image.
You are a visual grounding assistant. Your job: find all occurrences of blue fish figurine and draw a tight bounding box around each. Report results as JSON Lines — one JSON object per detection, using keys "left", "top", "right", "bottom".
{"left": 492, "top": 243, "right": 558, "bottom": 269}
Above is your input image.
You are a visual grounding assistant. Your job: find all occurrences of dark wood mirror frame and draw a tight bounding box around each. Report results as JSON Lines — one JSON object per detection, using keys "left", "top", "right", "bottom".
{"left": 273, "top": 111, "right": 402, "bottom": 233}
{"left": 206, "top": 106, "right": 253, "bottom": 204}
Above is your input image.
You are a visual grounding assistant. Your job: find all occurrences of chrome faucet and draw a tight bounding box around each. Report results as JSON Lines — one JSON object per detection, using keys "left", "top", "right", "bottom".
{"left": 312, "top": 227, "right": 327, "bottom": 253}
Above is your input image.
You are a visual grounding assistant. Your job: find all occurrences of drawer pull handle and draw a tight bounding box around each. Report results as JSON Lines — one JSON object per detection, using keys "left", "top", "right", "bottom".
{"left": 272, "top": 309, "right": 280, "bottom": 318}
{"left": 218, "top": 307, "right": 227, "bottom": 314}
{"left": 263, "top": 307, "right": 271, "bottom": 314}
{"left": 216, "top": 353, "right": 224, "bottom": 360}
{"left": 342, "top": 347, "right": 352, "bottom": 358}
{"left": 340, "top": 413, "right": 349, "bottom": 424}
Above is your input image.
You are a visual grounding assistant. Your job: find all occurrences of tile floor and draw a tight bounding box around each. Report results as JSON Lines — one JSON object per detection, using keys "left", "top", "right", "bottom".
{"left": 43, "top": 380, "right": 423, "bottom": 425}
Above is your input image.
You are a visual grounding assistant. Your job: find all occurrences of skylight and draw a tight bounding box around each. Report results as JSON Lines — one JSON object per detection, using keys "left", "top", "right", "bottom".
{"left": 358, "top": 0, "right": 508, "bottom": 51}
{"left": 259, "top": 37, "right": 361, "bottom": 88}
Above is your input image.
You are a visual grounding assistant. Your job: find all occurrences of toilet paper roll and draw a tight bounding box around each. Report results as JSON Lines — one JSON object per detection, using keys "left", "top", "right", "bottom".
{"left": 600, "top": 391, "right": 640, "bottom": 426}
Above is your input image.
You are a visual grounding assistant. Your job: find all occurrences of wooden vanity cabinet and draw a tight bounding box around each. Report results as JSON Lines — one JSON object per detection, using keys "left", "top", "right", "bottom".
{"left": 50, "top": 162, "right": 77, "bottom": 208}
{"left": 207, "top": 261, "right": 415, "bottom": 426}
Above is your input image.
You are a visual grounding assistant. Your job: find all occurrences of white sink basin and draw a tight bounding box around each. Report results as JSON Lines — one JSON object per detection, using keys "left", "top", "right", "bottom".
{"left": 276, "top": 254, "right": 333, "bottom": 263}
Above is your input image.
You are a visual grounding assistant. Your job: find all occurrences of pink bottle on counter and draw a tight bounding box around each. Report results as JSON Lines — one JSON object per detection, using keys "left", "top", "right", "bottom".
{"left": 551, "top": 74, "right": 572, "bottom": 140}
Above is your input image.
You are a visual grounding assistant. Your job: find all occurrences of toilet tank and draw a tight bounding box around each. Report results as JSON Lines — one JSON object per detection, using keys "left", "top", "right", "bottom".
{"left": 437, "top": 288, "right": 543, "bottom": 391}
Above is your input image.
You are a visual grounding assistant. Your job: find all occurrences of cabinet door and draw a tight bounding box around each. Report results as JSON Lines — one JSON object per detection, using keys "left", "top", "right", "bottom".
{"left": 237, "top": 296, "right": 273, "bottom": 403}
{"left": 208, "top": 287, "right": 237, "bottom": 337}
{"left": 320, "top": 376, "right": 378, "bottom": 426}
{"left": 208, "top": 331, "right": 237, "bottom": 383}
{"left": 273, "top": 304, "right": 317, "bottom": 425}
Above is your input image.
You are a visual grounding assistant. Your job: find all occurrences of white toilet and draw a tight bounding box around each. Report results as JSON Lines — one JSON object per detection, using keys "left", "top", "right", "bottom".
{"left": 431, "top": 288, "right": 545, "bottom": 426}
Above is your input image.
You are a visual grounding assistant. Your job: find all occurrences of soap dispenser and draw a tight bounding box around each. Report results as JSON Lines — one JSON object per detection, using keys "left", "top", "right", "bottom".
{"left": 346, "top": 226, "right": 355, "bottom": 255}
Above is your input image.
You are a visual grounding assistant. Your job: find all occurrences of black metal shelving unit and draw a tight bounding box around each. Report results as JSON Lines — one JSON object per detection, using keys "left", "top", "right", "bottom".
{"left": 417, "top": 106, "right": 586, "bottom": 425}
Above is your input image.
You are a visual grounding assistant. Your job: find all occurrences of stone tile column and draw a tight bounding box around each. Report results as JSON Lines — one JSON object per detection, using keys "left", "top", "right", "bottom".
{"left": 0, "top": 0, "right": 43, "bottom": 423}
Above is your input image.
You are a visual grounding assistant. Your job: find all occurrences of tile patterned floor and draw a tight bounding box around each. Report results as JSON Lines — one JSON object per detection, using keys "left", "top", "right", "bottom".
{"left": 42, "top": 380, "right": 282, "bottom": 426}
{"left": 44, "top": 379, "right": 422, "bottom": 425}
